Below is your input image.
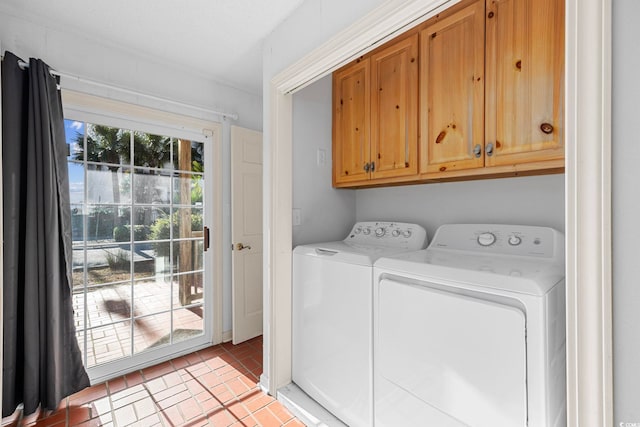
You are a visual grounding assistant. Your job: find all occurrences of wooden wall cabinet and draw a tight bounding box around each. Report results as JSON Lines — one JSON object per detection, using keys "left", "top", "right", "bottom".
{"left": 420, "top": 0, "right": 565, "bottom": 180}
{"left": 419, "top": 0, "right": 486, "bottom": 175}
{"left": 332, "top": 0, "right": 564, "bottom": 187}
{"left": 333, "top": 34, "right": 418, "bottom": 187}
{"left": 484, "top": 0, "right": 565, "bottom": 169}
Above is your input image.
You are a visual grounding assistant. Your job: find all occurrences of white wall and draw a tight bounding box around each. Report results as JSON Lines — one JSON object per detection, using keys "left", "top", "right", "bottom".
{"left": 0, "top": 12, "right": 264, "bottom": 337}
{"left": 292, "top": 76, "right": 356, "bottom": 247}
{"left": 612, "top": 0, "right": 640, "bottom": 422}
{"left": 356, "top": 175, "right": 565, "bottom": 239}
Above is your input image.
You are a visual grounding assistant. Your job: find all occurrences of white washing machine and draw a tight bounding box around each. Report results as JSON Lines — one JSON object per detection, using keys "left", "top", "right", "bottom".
{"left": 373, "top": 224, "right": 566, "bottom": 427}
{"left": 292, "top": 221, "right": 427, "bottom": 427}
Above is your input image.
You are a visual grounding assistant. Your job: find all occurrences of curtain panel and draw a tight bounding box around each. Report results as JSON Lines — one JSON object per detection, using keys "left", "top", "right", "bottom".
{"left": 2, "top": 51, "right": 90, "bottom": 417}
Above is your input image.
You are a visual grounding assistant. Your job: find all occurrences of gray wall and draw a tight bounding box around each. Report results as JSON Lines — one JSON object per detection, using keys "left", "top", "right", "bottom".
{"left": 612, "top": 0, "right": 640, "bottom": 422}
{"left": 356, "top": 175, "right": 565, "bottom": 240}
{"left": 292, "top": 76, "right": 356, "bottom": 247}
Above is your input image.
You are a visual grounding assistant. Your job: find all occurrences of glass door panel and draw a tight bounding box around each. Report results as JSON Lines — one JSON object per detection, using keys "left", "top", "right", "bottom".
{"left": 65, "top": 119, "right": 210, "bottom": 378}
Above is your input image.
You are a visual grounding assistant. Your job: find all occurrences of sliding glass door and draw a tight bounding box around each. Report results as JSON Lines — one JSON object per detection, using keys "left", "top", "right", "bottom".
{"left": 65, "top": 118, "right": 214, "bottom": 380}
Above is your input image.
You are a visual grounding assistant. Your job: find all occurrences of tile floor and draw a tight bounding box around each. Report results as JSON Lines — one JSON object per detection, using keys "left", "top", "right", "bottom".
{"left": 2, "top": 336, "right": 303, "bottom": 427}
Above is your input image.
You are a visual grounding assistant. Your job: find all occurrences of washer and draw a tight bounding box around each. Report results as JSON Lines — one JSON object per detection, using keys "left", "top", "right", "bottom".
{"left": 292, "top": 221, "right": 427, "bottom": 427}
{"left": 373, "top": 224, "right": 566, "bottom": 427}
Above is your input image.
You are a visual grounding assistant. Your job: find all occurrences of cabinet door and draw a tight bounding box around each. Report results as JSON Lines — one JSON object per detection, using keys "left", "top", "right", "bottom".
{"left": 370, "top": 34, "right": 419, "bottom": 180}
{"left": 485, "top": 0, "right": 564, "bottom": 167}
{"left": 420, "top": 0, "right": 485, "bottom": 174}
{"left": 333, "top": 58, "right": 371, "bottom": 186}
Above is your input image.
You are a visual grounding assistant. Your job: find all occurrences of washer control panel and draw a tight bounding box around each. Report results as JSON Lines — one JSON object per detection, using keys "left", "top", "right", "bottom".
{"left": 346, "top": 221, "right": 427, "bottom": 250}
{"left": 431, "top": 224, "right": 564, "bottom": 259}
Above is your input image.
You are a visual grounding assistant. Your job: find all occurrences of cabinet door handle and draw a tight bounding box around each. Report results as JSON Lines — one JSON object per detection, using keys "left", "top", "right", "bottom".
{"left": 486, "top": 142, "right": 494, "bottom": 157}
{"left": 364, "top": 162, "right": 370, "bottom": 172}
{"left": 371, "top": 161, "right": 375, "bottom": 172}
{"left": 473, "top": 144, "right": 482, "bottom": 158}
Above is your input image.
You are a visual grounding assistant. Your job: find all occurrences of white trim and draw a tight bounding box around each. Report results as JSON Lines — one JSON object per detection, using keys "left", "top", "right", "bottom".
{"left": 564, "top": 0, "right": 613, "bottom": 425}
{"left": 266, "top": 0, "right": 613, "bottom": 425}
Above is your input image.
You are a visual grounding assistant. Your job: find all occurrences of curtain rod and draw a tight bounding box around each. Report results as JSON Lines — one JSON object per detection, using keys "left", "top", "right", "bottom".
{"left": 15, "top": 59, "right": 240, "bottom": 121}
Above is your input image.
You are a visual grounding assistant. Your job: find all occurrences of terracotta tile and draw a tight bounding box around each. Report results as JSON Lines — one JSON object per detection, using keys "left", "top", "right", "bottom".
{"left": 252, "top": 407, "right": 283, "bottom": 427}
{"left": 67, "top": 406, "right": 92, "bottom": 425}
{"left": 267, "top": 401, "right": 294, "bottom": 424}
{"left": 210, "top": 384, "right": 234, "bottom": 404}
{"left": 111, "top": 388, "right": 149, "bottom": 410}
{"left": 144, "top": 376, "right": 168, "bottom": 395}
{"left": 199, "top": 395, "right": 223, "bottom": 414}
{"left": 159, "top": 405, "right": 184, "bottom": 426}
{"left": 225, "top": 400, "right": 249, "bottom": 420}
{"left": 184, "top": 378, "right": 207, "bottom": 395}
{"left": 114, "top": 405, "right": 138, "bottom": 425}
{"left": 232, "top": 417, "right": 259, "bottom": 427}
{"left": 238, "top": 373, "right": 258, "bottom": 389}
{"left": 142, "top": 361, "right": 175, "bottom": 380}
{"left": 183, "top": 351, "right": 204, "bottom": 365}
{"left": 178, "top": 398, "right": 203, "bottom": 421}
{"left": 185, "top": 362, "right": 212, "bottom": 378}
{"left": 89, "top": 396, "right": 112, "bottom": 417}
{"left": 106, "top": 376, "right": 127, "bottom": 394}
{"left": 226, "top": 378, "right": 251, "bottom": 397}
{"left": 207, "top": 408, "right": 233, "bottom": 427}
{"left": 205, "top": 356, "right": 227, "bottom": 371}
{"left": 244, "top": 394, "right": 274, "bottom": 413}
{"left": 214, "top": 364, "right": 238, "bottom": 377}
{"left": 283, "top": 419, "right": 307, "bottom": 427}
{"left": 131, "top": 413, "right": 162, "bottom": 427}
{"left": 73, "top": 417, "right": 105, "bottom": 427}
{"left": 133, "top": 397, "right": 158, "bottom": 420}
{"left": 200, "top": 371, "right": 222, "bottom": 388}
{"left": 170, "top": 355, "right": 191, "bottom": 370}
{"left": 69, "top": 383, "right": 108, "bottom": 406}
{"left": 156, "top": 389, "right": 192, "bottom": 410}
{"left": 124, "top": 371, "right": 145, "bottom": 387}
{"left": 163, "top": 371, "right": 184, "bottom": 388}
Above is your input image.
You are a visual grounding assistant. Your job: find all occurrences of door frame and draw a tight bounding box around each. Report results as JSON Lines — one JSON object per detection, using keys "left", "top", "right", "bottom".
{"left": 62, "top": 90, "right": 224, "bottom": 382}
{"left": 264, "top": 0, "right": 613, "bottom": 426}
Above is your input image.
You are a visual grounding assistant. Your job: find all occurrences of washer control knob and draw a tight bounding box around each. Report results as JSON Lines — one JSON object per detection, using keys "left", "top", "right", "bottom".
{"left": 402, "top": 230, "right": 412, "bottom": 238}
{"left": 362, "top": 227, "right": 371, "bottom": 235}
{"left": 477, "top": 232, "right": 496, "bottom": 246}
{"left": 375, "top": 227, "right": 386, "bottom": 237}
{"left": 354, "top": 226, "right": 362, "bottom": 234}
{"left": 508, "top": 235, "right": 522, "bottom": 246}
{"left": 392, "top": 229, "right": 401, "bottom": 237}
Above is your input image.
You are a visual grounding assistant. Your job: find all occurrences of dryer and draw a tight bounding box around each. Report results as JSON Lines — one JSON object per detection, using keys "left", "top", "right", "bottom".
{"left": 292, "top": 221, "right": 427, "bottom": 427}
{"left": 373, "top": 224, "right": 566, "bottom": 427}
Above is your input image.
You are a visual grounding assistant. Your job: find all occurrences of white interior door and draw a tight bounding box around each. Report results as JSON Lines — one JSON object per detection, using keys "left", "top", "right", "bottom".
{"left": 231, "top": 126, "right": 263, "bottom": 344}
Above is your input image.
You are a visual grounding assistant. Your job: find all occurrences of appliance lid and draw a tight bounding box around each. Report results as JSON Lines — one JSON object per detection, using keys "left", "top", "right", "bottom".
{"left": 375, "top": 249, "right": 565, "bottom": 296}
{"left": 294, "top": 240, "right": 421, "bottom": 266}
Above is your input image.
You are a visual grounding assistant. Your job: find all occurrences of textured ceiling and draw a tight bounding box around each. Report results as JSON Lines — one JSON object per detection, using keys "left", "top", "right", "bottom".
{"left": 0, "top": 0, "right": 306, "bottom": 94}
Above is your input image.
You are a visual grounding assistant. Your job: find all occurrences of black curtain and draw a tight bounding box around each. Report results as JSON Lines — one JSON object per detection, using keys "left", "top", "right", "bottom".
{"left": 2, "top": 51, "right": 90, "bottom": 417}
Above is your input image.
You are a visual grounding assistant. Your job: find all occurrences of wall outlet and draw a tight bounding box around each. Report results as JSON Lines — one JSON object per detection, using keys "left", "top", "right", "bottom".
{"left": 293, "top": 208, "right": 302, "bottom": 226}
{"left": 317, "top": 148, "right": 326, "bottom": 166}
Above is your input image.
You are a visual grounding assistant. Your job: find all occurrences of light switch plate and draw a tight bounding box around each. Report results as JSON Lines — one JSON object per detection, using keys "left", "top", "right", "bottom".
{"left": 293, "top": 208, "right": 302, "bottom": 226}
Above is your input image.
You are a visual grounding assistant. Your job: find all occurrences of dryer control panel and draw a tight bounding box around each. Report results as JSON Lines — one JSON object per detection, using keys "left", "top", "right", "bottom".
{"left": 345, "top": 221, "right": 427, "bottom": 250}
{"left": 430, "top": 224, "right": 564, "bottom": 259}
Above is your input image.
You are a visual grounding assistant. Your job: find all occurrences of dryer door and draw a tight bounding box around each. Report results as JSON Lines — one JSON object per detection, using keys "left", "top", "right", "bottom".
{"left": 375, "top": 277, "right": 527, "bottom": 427}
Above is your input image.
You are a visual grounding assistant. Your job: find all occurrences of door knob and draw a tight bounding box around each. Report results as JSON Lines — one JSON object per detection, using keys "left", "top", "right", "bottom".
{"left": 235, "top": 243, "right": 251, "bottom": 251}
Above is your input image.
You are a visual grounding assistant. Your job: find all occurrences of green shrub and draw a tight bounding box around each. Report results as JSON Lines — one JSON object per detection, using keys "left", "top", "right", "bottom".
{"left": 113, "top": 225, "right": 129, "bottom": 242}
{"left": 105, "top": 250, "right": 130, "bottom": 271}
{"left": 113, "top": 224, "right": 151, "bottom": 242}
